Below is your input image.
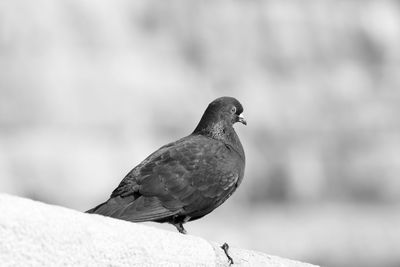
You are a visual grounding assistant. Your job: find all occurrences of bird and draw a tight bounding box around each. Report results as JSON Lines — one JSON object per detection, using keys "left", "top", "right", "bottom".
{"left": 86, "top": 97, "right": 246, "bottom": 262}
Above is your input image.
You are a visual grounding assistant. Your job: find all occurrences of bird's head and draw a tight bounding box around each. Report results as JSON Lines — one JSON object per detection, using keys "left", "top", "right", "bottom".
{"left": 193, "top": 97, "right": 246, "bottom": 136}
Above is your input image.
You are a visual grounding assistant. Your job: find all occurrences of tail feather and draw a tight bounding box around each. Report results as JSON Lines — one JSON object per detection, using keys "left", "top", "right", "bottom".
{"left": 86, "top": 202, "right": 107, "bottom": 214}
{"left": 85, "top": 196, "right": 180, "bottom": 222}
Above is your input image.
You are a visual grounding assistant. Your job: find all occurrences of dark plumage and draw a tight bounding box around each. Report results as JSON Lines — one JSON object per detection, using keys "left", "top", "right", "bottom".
{"left": 86, "top": 96, "right": 246, "bottom": 234}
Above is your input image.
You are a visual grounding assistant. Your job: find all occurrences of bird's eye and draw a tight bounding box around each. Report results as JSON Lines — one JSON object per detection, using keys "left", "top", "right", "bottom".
{"left": 231, "top": 106, "right": 236, "bottom": 114}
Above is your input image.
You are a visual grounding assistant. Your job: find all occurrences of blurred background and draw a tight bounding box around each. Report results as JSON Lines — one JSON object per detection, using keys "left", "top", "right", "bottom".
{"left": 1, "top": 0, "right": 400, "bottom": 266}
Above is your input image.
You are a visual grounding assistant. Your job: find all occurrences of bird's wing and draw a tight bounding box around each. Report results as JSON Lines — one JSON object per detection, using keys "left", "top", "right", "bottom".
{"left": 106, "top": 135, "right": 243, "bottom": 221}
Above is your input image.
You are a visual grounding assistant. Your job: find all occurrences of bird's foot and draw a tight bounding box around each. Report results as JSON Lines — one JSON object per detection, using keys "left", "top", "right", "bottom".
{"left": 221, "top": 242, "right": 234, "bottom": 265}
{"left": 174, "top": 223, "right": 187, "bottom": 234}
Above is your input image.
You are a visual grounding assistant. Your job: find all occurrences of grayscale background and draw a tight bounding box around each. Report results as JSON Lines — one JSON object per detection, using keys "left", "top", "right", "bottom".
{"left": 1, "top": 1, "right": 399, "bottom": 266}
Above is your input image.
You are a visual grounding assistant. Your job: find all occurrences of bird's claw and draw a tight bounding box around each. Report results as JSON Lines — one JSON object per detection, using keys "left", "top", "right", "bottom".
{"left": 221, "top": 242, "right": 234, "bottom": 265}
{"left": 174, "top": 223, "right": 187, "bottom": 234}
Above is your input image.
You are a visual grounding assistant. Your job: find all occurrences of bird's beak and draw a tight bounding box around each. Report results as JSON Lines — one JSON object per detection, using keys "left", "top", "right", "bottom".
{"left": 238, "top": 114, "right": 247, "bottom": 125}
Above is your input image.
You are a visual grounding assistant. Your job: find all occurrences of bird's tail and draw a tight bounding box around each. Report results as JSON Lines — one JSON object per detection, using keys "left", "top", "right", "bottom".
{"left": 85, "top": 202, "right": 106, "bottom": 214}
{"left": 85, "top": 197, "right": 130, "bottom": 216}
{"left": 85, "top": 196, "right": 179, "bottom": 222}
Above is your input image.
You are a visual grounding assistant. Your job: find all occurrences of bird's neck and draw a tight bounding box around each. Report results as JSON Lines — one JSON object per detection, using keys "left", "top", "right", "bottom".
{"left": 193, "top": 121, "right": 244, "bottom": 157}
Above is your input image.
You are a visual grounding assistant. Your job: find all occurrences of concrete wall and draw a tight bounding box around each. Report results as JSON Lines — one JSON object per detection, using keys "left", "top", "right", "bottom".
{"left": 0, "top": 194, "right": 317, "bottom": 266}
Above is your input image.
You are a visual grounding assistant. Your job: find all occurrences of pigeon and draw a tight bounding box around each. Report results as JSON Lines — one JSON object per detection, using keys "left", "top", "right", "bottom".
{"left": 86, "top": 96, "right": 246, "bottom": 236}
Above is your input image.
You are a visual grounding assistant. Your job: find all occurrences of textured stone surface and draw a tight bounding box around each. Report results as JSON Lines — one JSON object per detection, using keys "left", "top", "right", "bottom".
{"left": 0, "top": 194, "right": 318, "bottom": 266}
{"left": 212, "top": 243, "right": 318, "bottom": 267}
